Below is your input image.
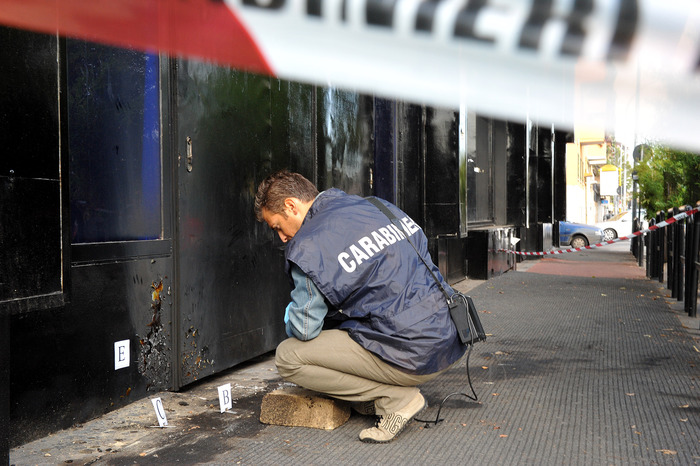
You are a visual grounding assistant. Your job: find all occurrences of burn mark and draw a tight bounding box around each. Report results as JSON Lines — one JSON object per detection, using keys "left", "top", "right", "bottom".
{"left": 182, "top": 324, "right": 213, "bottom": 382}
{"left": 138, "top": 279, "right": 172, "bottom": 391}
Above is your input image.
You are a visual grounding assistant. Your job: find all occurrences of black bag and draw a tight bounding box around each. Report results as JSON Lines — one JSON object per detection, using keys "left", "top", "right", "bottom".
{"left": 448, "top": 293, "right": 486, "bottom": 345}
{"left": 365, "top": 197, "right": 486, "bottom": 346}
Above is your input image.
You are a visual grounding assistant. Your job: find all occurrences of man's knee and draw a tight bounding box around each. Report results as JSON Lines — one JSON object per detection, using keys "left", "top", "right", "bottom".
{"left": 275, "top": 338, "right": 300, "bottom": 379}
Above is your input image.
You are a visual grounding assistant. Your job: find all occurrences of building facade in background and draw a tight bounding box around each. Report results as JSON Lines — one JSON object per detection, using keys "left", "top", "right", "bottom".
{"left": 566, "top": 127, "right": 629, "bottom": 225}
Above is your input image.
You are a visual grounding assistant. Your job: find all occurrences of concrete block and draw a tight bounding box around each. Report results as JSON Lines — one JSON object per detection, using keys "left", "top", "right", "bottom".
{"left": 259, "top": 387, "right": 351, "bottom": 430}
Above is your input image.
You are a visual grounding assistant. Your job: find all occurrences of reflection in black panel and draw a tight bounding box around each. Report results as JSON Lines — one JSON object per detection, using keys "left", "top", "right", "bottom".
{"left": 424, "top": 107, "right": 459, "bottom": 237}
{"left": 374, "top": 97, "right": 396, "bottom": 203}
{"left": 537, "top": 127, "right": 553, "bottom": 223}
{"left": 506, "top": 123, "right": 526, "bottom": 226}
{"left": 0, "top": 27, "right": 59, "bottom": 179}
{"left": 316, "top": 88, "right": 373, "bottom": 195}
{"left": 527, "top": 123, "right": 539, "bottom": 228}
{"left": 67, "top": 41, "right": 161, "bottom": 243}
{"left": 0, "top": 178, "right": 61, "bottom": 300}
{"left": 396, "top": 103, "right": 424, "bottom": 222}
{"left": 553, "top": 130, "right": 571, "bottom": 221}
{"left": 468, "top": 116, "right": 494, "bottom": 223}
{"left": 271, "top": 80, "right": 316, "bottom": 180}
{"left": 0, "top": 28, "right": 62, "bottom": 302}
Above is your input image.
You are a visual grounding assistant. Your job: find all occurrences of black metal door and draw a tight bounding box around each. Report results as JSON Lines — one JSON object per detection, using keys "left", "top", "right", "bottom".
{"left": 173, "top": 62, "right": 293, "bottom": 386}
{"left": 173, "top": 58, "right": 380, "bottom": 386}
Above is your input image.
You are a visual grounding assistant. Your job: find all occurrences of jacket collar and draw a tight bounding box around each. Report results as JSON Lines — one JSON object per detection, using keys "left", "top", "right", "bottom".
{"left": 306, "top": 188, "right": 345, "bottom": 221}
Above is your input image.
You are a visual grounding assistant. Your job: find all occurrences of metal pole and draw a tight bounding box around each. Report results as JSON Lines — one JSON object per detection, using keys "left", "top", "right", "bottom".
{"left": 689, "top": 202, "right": 700, "bottom": 318}
{"left": 676, "top": 206, "right": 685, "bottom": 301}
{"left": 647, "top": 218, "right": 655, "bottom": 278}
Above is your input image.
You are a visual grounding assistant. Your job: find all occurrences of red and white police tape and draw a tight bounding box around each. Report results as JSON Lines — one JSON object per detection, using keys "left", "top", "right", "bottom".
{"left": 501, "top": 207, "right": 700, "bottom": 256}
{"left": 2, "top": 0, "right": 700, "bottom": 151}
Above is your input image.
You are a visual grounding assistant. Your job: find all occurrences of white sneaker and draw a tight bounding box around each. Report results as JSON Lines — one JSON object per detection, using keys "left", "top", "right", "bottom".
{"left": 358, "top": 392, "right": 426, "bottom": 443}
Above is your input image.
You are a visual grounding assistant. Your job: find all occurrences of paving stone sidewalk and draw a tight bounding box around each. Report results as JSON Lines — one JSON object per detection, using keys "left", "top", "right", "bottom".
{"left": 11, "top": 245, "right": 700, "bottom": 465}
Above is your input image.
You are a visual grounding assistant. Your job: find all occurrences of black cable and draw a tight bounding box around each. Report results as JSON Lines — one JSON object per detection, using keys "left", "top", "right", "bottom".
{"left": 414, "top": 344, "right": 478, "bottom": 427}
{"left": 415, "top": 292, "right": 481, "bottom": 427}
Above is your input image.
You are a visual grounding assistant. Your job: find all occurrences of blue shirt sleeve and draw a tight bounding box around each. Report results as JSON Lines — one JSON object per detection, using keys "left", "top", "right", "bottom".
{"left": 286, "top": 263, "right": 328, "bottom": 341}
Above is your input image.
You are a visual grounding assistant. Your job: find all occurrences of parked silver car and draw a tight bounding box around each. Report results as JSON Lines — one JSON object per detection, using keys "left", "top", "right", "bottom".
{"left": 559, "top": 221, "right": 605, "bottom": 248}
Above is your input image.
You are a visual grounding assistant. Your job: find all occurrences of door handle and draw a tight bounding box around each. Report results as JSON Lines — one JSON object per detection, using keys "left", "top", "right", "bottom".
{"left": 186, "top": 136, "right": 193, "bottom": 172}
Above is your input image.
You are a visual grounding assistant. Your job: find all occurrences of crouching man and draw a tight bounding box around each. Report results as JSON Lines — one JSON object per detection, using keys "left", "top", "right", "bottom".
{"left": 254, "top": 171, "right": 465, "bottom": 443}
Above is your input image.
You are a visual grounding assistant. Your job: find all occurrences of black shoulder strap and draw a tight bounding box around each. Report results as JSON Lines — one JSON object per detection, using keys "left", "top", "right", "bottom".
{"left": 365, "top": 196, "right": 451, "bottom": 302}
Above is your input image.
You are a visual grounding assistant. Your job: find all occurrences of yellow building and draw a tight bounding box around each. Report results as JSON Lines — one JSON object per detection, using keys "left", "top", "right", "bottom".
{"left": 565, "top": 127, "right": 608, "bottom": 224}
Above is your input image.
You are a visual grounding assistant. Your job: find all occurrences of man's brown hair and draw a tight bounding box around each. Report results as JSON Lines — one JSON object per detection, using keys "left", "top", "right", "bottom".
{"left": 254, "top": 170, "right": 319, "bottom": 221}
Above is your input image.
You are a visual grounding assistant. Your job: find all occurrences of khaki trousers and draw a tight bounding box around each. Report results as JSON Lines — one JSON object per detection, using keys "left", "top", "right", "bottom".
{"left": 275, "top": 329, "right": 450, "bottom": 415}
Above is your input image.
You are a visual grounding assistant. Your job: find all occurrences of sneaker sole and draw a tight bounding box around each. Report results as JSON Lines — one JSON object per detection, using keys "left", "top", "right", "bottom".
{"left": 359, "top": 400, "right": 427, "bottom": 444}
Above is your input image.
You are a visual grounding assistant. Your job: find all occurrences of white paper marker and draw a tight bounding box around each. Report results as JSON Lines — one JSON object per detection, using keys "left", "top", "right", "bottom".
{"left": 218, "top": 383, "right": 233, "bottom": 413}
{"left": 151, "top": 397, "right": 168, "bottom": 427}
{"left": 114, "top": 339, "right": 130, "bottom": 370}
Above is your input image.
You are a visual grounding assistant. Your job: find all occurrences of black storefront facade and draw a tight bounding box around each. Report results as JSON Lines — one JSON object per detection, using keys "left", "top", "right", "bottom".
{"left": 0, "top": 28, "right": 567, "bottom": 450}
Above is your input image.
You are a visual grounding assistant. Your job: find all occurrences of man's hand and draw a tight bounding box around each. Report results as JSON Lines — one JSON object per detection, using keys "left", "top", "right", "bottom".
{"left": 284, "top": 302, "right": 291, "bottom": 324}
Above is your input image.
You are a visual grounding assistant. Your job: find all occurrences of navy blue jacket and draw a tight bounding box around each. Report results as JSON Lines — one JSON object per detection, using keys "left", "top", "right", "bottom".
{"left": 285, "top": 189, "right": 465, "bottom": 375}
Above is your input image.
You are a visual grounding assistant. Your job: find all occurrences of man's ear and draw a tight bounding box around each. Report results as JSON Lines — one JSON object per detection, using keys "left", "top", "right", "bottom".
{"left": 284, "top": 197, "right": 298, "bottom": 215}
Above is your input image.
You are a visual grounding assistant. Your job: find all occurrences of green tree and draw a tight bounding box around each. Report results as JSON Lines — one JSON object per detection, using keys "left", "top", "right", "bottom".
{"left": 635, "top": 143, "right": 700, "bottom": 216}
